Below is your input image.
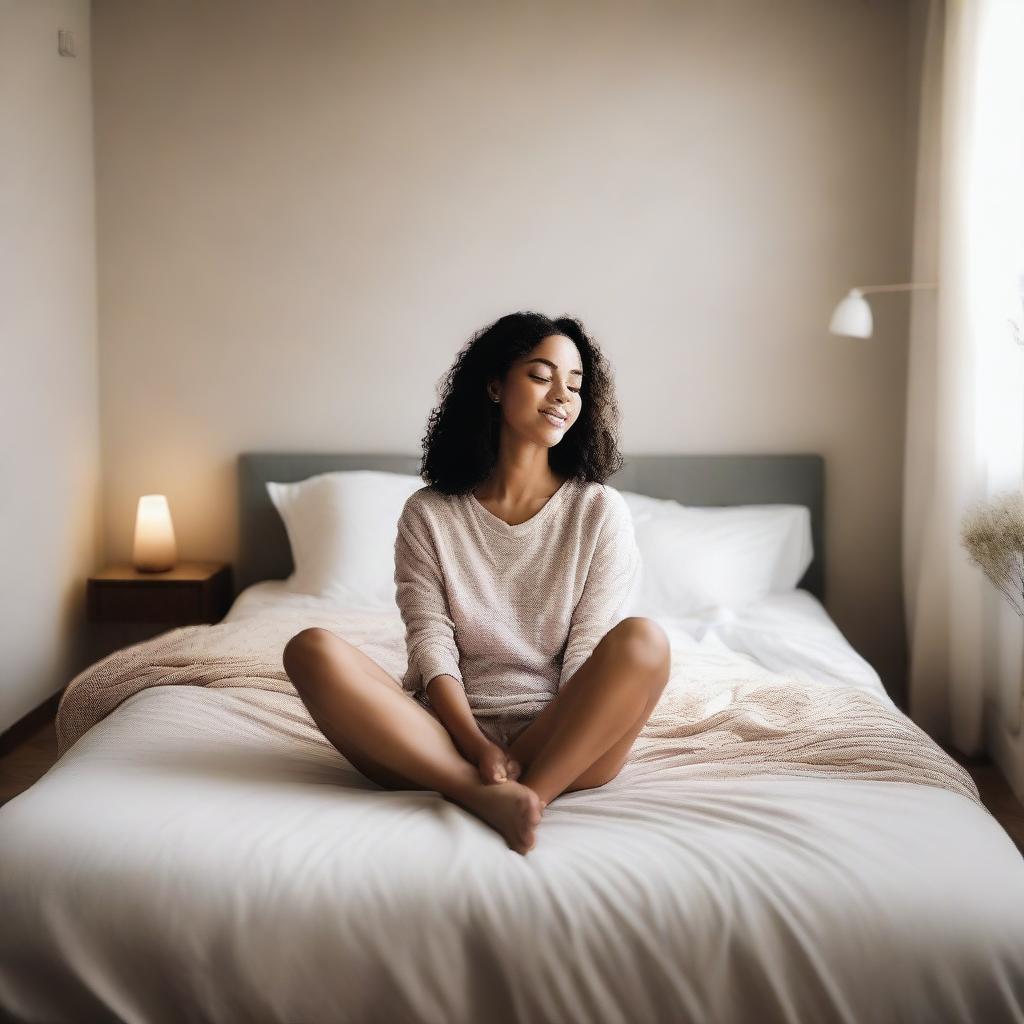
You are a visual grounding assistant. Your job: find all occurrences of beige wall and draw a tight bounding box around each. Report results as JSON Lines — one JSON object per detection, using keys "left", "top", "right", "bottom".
{"left": 0, "top": 0, "right": 101, "bottom": 732}
{"left": 92, "top": 0, "right": 916, "bottom": 703}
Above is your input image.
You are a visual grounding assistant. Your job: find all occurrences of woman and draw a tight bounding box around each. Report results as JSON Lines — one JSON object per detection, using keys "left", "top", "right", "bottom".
{"left": 282, "top": 312, "right": 671, "bottom": 855}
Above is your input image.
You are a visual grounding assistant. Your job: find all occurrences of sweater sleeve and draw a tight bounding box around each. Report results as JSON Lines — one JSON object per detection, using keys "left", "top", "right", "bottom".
{"left": 558, "top": 490, "right": 642, "bottom": 689}
{"left": 393, "top": 497, "right": 464, "bottom": 697}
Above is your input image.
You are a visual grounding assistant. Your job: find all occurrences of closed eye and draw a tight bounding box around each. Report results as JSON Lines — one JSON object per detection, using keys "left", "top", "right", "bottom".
{"left": 531, "top": 374, "right": 581, "bottom": 394}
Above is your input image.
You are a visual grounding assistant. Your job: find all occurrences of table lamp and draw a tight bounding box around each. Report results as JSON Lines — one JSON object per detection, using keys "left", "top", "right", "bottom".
{"left": 132, "top": 494, "right": 178, "bottom": 572}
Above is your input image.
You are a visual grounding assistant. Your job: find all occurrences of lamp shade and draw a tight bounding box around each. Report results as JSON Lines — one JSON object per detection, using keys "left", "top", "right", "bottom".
{"left": 828, "top": 289, "right": 873, "bottom": 338}
{"left": 132, "top": 494, "right": 178, "bottom": 572}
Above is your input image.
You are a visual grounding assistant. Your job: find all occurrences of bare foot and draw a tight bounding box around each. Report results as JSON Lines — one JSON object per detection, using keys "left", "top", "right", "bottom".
{"left": 453, "top": 780, "right": 544, "bottom": 855}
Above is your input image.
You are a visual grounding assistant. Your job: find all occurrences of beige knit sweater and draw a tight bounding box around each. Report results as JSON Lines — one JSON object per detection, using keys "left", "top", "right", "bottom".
{"left": 393, "top": 477, "right": 643, "bottom": 731}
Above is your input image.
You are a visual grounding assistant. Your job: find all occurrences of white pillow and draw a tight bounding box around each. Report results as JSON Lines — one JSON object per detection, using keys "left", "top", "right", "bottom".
{"left": 619, "top": 491, "right": 813, "bottom": 617}
{"left": 266, "top": 470, "right": 424, "bottom": 607}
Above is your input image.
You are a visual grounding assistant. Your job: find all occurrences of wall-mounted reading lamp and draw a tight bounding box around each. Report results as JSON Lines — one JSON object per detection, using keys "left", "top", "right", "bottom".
{"left": 828, "top": 282, "right": 938, "bottom": 338}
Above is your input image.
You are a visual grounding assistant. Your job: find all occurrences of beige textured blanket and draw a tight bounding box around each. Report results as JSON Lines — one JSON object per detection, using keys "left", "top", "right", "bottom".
{"left": 55, "top": 604, "right": 983, "bottom": 809}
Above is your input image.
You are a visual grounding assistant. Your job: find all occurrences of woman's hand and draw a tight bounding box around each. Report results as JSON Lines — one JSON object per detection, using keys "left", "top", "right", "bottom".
{"left": 473, "top": 738, "right": 522, "bottom": 785}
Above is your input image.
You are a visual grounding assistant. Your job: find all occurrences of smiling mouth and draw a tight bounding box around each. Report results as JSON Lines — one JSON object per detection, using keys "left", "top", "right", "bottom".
{"left": 541, "top": 412, "right": 567, "bottom": 428}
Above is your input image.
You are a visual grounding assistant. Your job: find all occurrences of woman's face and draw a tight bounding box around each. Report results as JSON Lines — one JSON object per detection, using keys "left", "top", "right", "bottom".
{"left": 489, "top": 333, "right": 583, "bottom": 446}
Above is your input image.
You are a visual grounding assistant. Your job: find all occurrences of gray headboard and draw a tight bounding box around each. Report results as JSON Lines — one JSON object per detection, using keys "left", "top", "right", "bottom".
{"left": 237, "top": 452, "right": 825, "bottom": 602}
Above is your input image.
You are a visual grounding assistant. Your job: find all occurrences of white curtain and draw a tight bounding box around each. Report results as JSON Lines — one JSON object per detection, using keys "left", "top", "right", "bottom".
{"left": 903, "top": 0, "right": 1024, "bottom": 757}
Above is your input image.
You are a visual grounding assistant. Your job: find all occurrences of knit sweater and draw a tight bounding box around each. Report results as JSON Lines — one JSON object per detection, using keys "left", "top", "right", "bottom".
{"left": 392, "top": 477, "right": 643, "bottom": 729}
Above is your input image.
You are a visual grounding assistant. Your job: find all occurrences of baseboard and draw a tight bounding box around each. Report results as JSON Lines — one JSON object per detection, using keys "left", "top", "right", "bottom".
{"left": 0, "top": 691, "right": 62, "bottom": 757}
{"left": 987, "top": 697, "right": 1024, "bottom": 804}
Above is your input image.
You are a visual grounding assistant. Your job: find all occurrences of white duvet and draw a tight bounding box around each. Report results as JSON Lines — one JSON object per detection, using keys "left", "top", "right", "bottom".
{"left": 1, "top": 585, "right": 1023, "bottom": 1024}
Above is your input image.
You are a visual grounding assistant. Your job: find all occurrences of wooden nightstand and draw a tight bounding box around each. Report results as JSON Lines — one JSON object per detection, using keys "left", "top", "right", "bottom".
{"left": 85, "top": 562, "right": 234, "bottom": 664}
{"left": 87, "top": 562, "right": 233, "bottom": 625}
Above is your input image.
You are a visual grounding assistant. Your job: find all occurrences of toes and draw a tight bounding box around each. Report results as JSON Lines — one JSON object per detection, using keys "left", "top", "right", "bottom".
{"left": 509, "top": 833, "right": 532, "bottom": 856}
{"left": 519, "top": 815, "right": 538, "bottom": 852}
{"left": 523, "top": 794, "right": 542, "bottom": 828}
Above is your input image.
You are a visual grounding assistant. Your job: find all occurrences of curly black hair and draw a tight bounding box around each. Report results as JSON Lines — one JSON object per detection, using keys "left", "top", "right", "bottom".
{"left": 420, "top": 311, "right": 625, "bottom": 495}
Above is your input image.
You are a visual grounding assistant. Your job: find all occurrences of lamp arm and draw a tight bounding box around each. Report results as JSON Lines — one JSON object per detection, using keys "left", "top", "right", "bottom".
{"left": 856, "top": 282, "right": 937, "bottom": 295}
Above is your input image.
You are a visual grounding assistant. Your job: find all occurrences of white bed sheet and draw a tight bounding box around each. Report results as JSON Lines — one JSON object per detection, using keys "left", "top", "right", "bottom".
{"left": 225, "top": 580, "right": 891, "bottom": 702}
{"left": 1, "top": 585, "right": 1023, "bottom": 1023}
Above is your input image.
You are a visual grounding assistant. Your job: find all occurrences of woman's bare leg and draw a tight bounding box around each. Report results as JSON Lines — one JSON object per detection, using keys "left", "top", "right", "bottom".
{"left": 512, "top": 617, "right": 671, "bottom": 807}
{"left": 282, "top": 628, "right": 542, "bottom": 854}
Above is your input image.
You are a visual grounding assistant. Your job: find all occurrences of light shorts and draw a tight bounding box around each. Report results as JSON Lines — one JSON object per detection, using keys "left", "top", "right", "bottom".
{"left": 475, "top": 714, "right": 533, "bottom": 749}
{"left": 412, "top": 692, "right": 532, "bottom": 749}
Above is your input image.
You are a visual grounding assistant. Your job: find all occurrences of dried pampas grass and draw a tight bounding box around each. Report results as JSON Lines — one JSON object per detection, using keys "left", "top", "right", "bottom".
{"left": 961, "top": 490, "right": 1024, "bottom": 616}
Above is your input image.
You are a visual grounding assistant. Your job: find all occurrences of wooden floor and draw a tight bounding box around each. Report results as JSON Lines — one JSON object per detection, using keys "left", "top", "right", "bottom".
{"left": 0, "top": 716, "right": 58, "bottom": 807}
{"left": 1, "top": 713, "right": 1022, "bottom": 857}
{"left": 948, "top": 748, "right": 1024, "bottom": 856}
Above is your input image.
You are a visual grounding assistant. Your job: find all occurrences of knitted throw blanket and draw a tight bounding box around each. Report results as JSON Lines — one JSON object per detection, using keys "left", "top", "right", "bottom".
{"left": 55, "top": 604, "right": 983, "bottom": 810}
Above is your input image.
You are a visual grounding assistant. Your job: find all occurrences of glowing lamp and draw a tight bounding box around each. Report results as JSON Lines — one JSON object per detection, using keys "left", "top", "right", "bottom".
{"left": 132, "top": 494, "right": 178, "bottom": 572}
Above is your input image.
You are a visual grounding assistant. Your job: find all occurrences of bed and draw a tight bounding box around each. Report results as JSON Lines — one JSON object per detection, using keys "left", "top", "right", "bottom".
{"left": 1, "top": 452, "right": 1022, "bottom": 1024}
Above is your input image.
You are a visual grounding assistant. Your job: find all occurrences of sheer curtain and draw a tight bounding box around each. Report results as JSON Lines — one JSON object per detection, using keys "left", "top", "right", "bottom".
{"left": 903, "top": 0, "right": 1024, "bottom": 760}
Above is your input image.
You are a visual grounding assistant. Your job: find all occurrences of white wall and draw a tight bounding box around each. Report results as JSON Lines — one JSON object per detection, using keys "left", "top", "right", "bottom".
{"left": 0, "top": 0, "right": 101, "bottom": 732}
{"left": 91, "top": 0, "right": 916, "bottom": 702}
